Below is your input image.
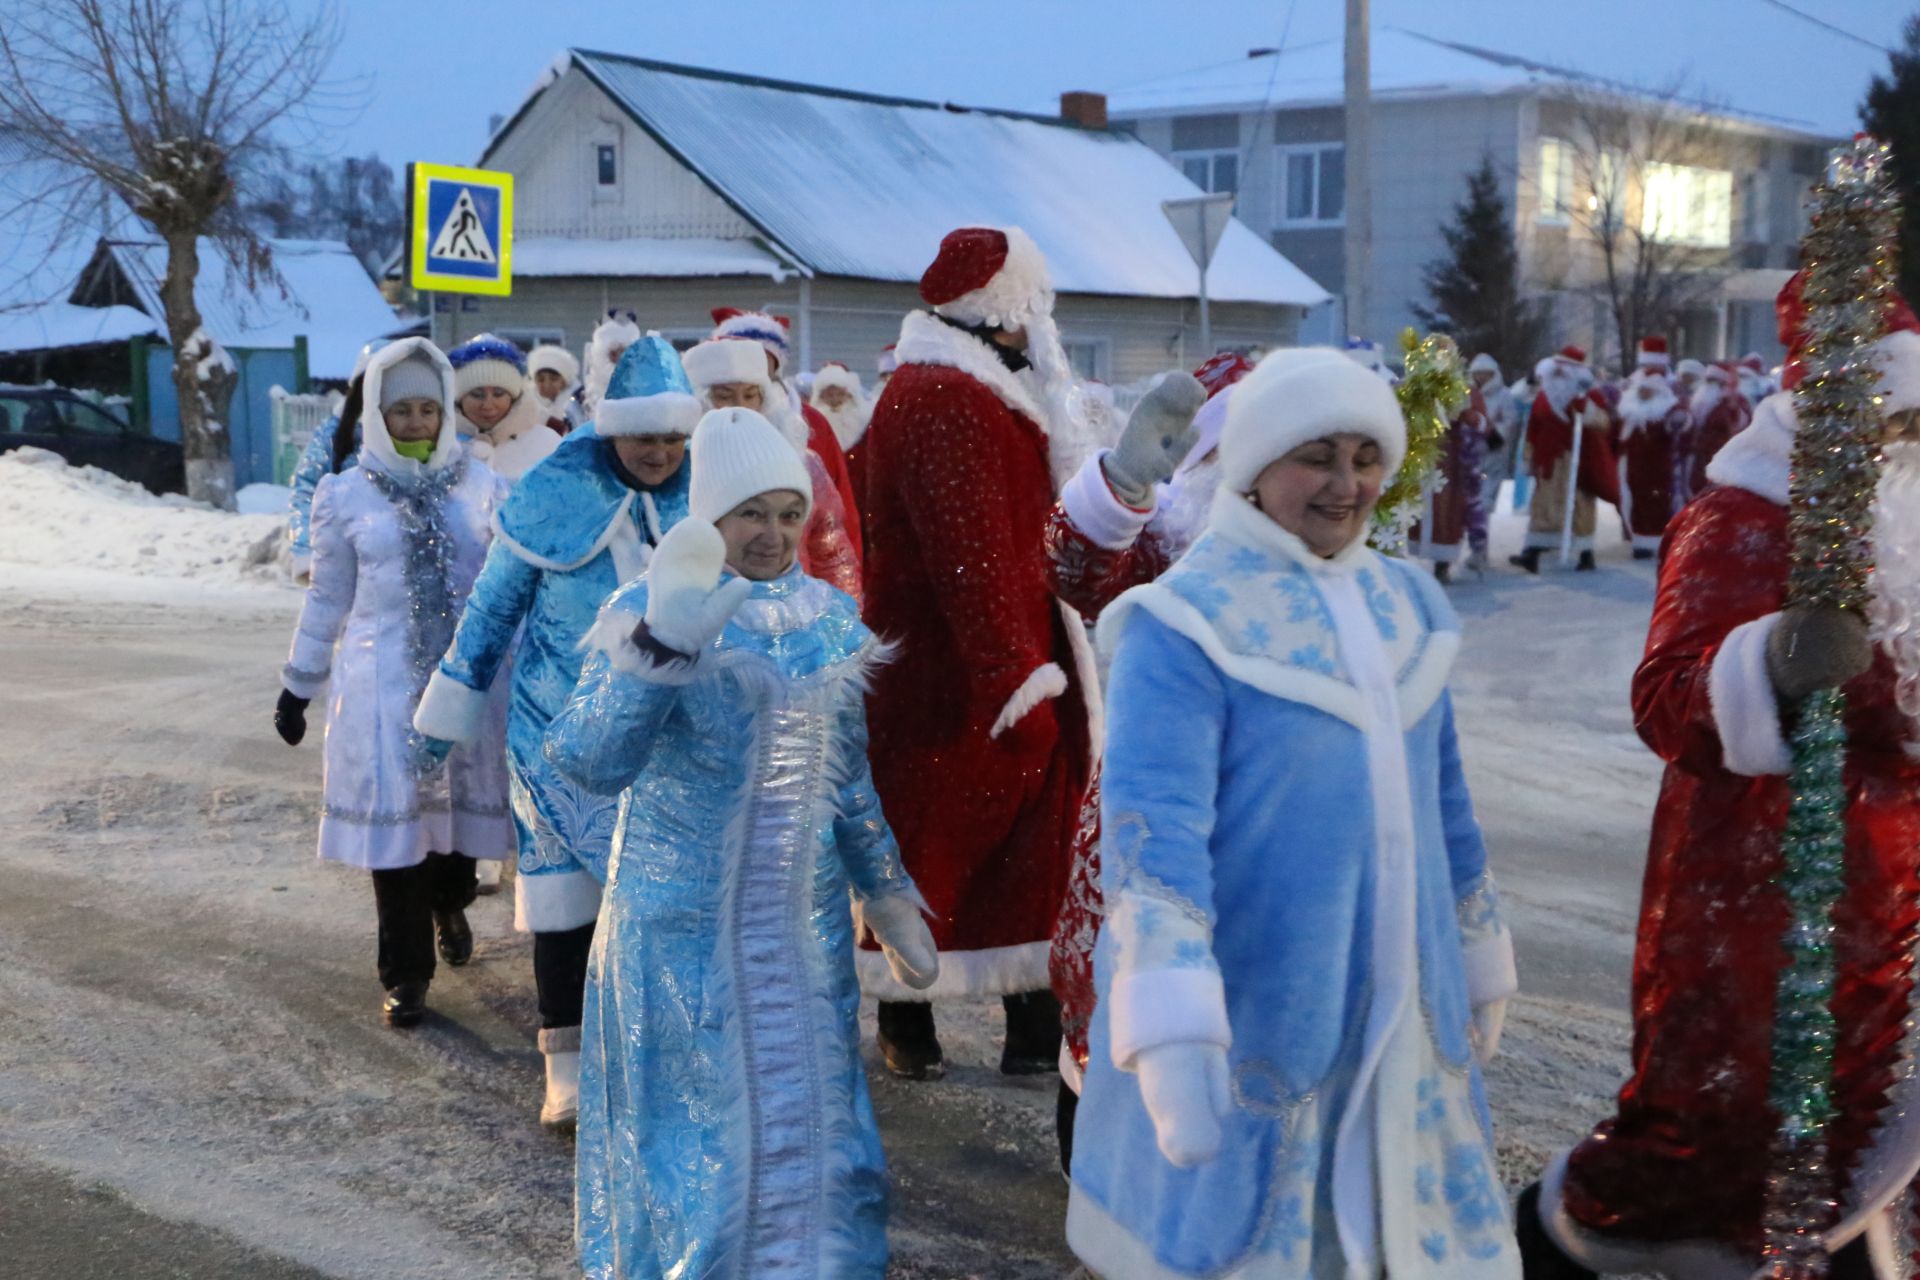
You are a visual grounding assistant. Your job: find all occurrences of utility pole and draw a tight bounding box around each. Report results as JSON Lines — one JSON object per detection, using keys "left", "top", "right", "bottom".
{"left": 1344, "top": 0, "right": 1372, "bottom": 344}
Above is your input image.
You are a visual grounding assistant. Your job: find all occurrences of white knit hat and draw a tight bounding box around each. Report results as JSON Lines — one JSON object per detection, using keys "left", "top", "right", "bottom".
{"left": 1220, "top": 347, "right": 1406, "bottom": 494}
{"left": 683, "top": 338, "right": 773, "bottom": 397}
{"left": 527, "top": 343, "right": 580, "bottom": 385}
{"left": 379, "top": 351, "right": 446, "bottom": 410}
{"left": 688, "top": 407, "right": 812, "bottom": 524}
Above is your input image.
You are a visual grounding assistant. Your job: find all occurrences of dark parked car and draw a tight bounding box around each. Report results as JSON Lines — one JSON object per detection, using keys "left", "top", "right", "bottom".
{"left": 0, "top": 385, "right": 184, "bottom": 494}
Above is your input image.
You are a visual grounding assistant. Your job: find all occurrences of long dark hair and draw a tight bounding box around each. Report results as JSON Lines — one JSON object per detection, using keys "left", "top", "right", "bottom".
{"left": 330, "top": 373, "right": 366, "bottom": 474}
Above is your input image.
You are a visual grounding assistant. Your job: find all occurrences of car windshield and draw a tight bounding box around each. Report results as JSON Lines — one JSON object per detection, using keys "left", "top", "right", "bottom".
{"left": 63, "top": 400, "right": 125, "bottom": 435}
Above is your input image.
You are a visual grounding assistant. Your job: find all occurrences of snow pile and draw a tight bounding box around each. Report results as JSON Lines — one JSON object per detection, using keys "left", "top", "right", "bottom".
{"left": 0, "top": 447, "right": 285, "bottom": 582}
{"left": 234, "top": 483, "right": 291, "bottom": 516}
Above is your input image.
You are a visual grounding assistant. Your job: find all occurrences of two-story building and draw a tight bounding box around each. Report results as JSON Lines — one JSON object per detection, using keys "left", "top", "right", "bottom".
{"left": 443, "top": 50, "right": 1326, "bottom": 382}
{"left": 1105, "top": 28, "right": 1845, "bottom": 368}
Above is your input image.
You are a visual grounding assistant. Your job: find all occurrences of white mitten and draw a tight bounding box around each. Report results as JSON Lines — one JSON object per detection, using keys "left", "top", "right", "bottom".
{"left": 1135, "top": 1041, "right": 1233, "bottom": 1168}
{"left": 1102, "top": 372, "right": 1208, "bottom": 505}
{"left": 862, "top": 893, "right": 940, "bottom": 990}
{"left": 642, "top": 519, "right": 752, "bottom": 656}
{"left": 1471, "top": 998, "right": 1508, "bottom": 1066}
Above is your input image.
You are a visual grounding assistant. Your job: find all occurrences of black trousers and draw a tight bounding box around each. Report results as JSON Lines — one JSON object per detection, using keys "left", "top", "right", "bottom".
{"left": 370, "top": 852, "right": 476, "bottom": 989}
{"left": 532, "top": 922, "right": 596, "bottom": 1030}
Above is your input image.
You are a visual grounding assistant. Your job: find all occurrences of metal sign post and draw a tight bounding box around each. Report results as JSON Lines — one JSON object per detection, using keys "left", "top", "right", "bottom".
{"left": 1162, "top": 193, "right": 1236, "bottom": 359}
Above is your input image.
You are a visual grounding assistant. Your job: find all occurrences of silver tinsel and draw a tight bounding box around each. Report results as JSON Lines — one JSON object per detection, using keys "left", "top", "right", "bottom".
{"left": 364, "top": 458, "right": 465, "bottom": 777}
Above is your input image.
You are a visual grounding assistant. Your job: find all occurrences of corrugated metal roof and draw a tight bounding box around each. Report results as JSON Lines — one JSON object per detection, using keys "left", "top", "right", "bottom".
{"left": 564, "top": 52, "right": 1328, "bottom": 309}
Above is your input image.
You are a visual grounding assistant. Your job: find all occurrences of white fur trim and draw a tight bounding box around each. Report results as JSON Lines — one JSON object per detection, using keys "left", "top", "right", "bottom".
{"left": 988, "top": 662, "right": 1068, "bottom": 739}
{"left": 514, "top": 868, "right": 604, "bottom": 933}
{"left": 931, "top": 226, "right": 1054, "bottom": 332}
{"left": 1221, "top": 347, "right": 1408, "bottom": 491}
{"left": 1536, "top": 1150, "right": 1749, "bottom": 1279}
{"left": 1058, "top": 1041, "right": 1084, "bottom": 1094}
{"left": 527, "top": 344, "right": 579, "bottom": 384}
{"left": 1059, "top": 600, "right": 1105, "bottom": 760}
{"left": 1705, "top": 391, "right": 1794, "bottom": 506}
{"left": 490, "top": 492, "right": 638, "bottom": 574}
{"left": 682, "top": 339, "right": 771, "bottom": 394}
{"left": 810, "top": 364, "right": 863, "bottom": 398}
{"left": 712, "top": 311, "right": 791, "bottom": 372}
{"left": 1061, "top": 451, "right": 1153, "bottom": 550}
{"left": 595, "top": 391, "right": 701, "bottom": 438}
{"left": 537, "top": 1025, "right": 582, "bottom": 1054}
{"left": 579, "top": 604, "right": 701, "bottom": 686}
{"left": 1461, "top": 927, "right": 1518, "bottom": 1007}
{"left": 290, "top": 550, "right": 311, "bottom": 581}
{"left": 358, "top": 337, "right": 461, "bottom": 475}
{"left": 1707, "top": 612, "right": 1793, "bottom": 776}
{"left": 893, "top": 309, "right": 1048, "bottom": 428}
{"left": 1107, "top": 968, "right": 1231, "bottom": 1072}
{"left": 413, "top": 669, "right": 492, "bottom": 744}
{"left": 855, "top": 939, "right": 1048, "bottom": 1001}
{"left": 1876, "top": 329, "right": 1920, "bottom": 415}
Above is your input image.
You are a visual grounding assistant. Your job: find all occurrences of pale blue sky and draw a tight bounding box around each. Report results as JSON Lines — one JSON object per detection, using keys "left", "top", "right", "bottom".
{"left": 311, "top": 0, "right": 1915, "bottom": 163}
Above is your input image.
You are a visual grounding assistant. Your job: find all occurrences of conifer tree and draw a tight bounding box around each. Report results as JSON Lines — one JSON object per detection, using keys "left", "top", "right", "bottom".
{"left": 1864, "top": 16, "right": 1920, "bottom": 310}
{"left": 1414, "top": 155, "right": 1548, "bottom": 374}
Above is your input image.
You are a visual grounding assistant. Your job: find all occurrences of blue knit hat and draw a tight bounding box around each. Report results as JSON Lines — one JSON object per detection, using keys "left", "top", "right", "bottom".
{"left": 447, "top": 333, "right": 527, "bottom": 400}
{"left": 598, "top": 333, "right": 702, "bottom": 439}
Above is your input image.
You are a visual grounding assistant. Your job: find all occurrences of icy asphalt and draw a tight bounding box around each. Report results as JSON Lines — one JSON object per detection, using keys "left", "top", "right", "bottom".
{"left": 0, "top": 509, "right": 1656, "bottom": 1277}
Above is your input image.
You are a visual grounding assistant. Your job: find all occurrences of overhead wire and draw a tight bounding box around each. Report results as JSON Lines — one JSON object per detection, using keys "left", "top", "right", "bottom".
{"left": 1752, "top": 0, "right": 1894, "bottom": 55}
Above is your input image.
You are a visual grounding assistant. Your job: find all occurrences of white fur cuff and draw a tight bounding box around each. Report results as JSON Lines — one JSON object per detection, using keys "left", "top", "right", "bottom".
{"left": 1061, "top": 451, "right": 1154, "bottom": 550}
{"left": 1708, "top": 612, "right": 1794, "bottom": 776}
{"left": 414, "top": 669, "right": 492, "bottom": 744}
{"left": 580, "top": 608, "right": 701, "bottom": 686}
{"left": 514, "top": 868, "right": 604, "bottom": 933}
{"left": 1462, "top": 927, "right": 1519, "bottom": 1007}
{"left": 1108, "top": 968, "right": 1231, "bottom": 1072}
{"left": 989, "top": 663, "right": 1068, "bottom": 739}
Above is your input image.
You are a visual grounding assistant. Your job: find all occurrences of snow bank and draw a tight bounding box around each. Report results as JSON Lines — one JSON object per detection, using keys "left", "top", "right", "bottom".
{"left": 234, "top": 483, "right": 290, "bottom": 516}
{"left": 0, "top": 447, "right": 285, "bottom": 583}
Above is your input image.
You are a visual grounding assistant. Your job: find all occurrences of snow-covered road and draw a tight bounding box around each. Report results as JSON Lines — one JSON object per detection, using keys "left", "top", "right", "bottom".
{"left": 0, "top": 506, "right": 1656, "bottom": 1277}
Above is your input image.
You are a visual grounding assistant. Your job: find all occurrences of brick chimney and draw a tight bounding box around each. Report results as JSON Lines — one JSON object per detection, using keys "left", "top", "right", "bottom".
{"left": 1059, "top": 91, "right": 1109, "bottom": 131}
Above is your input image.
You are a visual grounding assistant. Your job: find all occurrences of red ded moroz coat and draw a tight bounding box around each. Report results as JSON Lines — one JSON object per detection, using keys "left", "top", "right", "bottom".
{"left": 1551, "top": 411, "right": 1920, "bottom": 1266}
{"left": 857, "top": 311, "right": 1092, "bottom": 999}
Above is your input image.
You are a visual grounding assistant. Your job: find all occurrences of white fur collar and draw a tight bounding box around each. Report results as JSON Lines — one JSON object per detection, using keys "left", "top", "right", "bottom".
{"left": 894, "top": 310, "right": 1048, "bottom": 430}
{"left": 1704, "top": 391, "right": 1793, "bottom": 506}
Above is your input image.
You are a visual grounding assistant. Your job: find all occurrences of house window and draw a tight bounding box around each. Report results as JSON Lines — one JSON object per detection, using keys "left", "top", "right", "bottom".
{"left": 1277, "top": 144, "right": 1344, "bottom": 227}
{"left": 1642, "top": 162, "right": 1733, "bottom": 248}
{"left": 1177, "top": 151, "right": 1238, "bottom": 195}
{"left": 1060, "top": 337, "right": 1107, "bottom": 381}
{"left": 1740, "top": 170, "right": 1771, "bottom": 243}
{"left": 1538, "top": 137, "right": 1574, "bottom": 224}
{"left": 596, "top": 144, "right": 617, "bottom": 186}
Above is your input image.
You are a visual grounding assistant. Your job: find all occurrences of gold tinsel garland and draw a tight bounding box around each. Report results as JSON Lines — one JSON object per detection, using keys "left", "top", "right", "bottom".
{"left": 1370, "top": 328, "right": 1470, "bottom": 551}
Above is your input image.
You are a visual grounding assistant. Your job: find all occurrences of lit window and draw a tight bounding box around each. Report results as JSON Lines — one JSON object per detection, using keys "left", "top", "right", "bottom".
{"left": 1642, "top": 162, "right": 1733, "bottom": 248}
{"left": 1740, "top": 170, "right": 1771, "bottom": 243}
{"left": 1176, "top": 150, "right": 1238, "bottom": 195}
{"left": 596, "top": 144, "right": 617, "bottom": 186}
{"left": 1277, "top": 144, "right": 1344, "bottom": 227}
{"left": 1538, "top": 137, "right": 1574, "bottom": 224}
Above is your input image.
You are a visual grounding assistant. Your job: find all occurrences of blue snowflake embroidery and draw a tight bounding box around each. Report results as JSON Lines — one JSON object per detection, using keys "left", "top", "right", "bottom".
{"left": 1180, "top": 576, "right": 1233, "bottom": 620}
{"left": 1170, "top": 937, "right": 1214, "bottom": 968}
{"left": 1227, "top": 546, "right": 1270, "bottom": 576}
{"left": 1416, "top": 1076, "right": 1448, "bottom": 1131}
{"left": 1288, "top": 644, "right": 1337, "bottom": 677}
{"left": 1240, "top": 618, "right": 1273, "bottom": 650}
{"left": 1422, "top": 1231, "right": 1450, "bottom": 1263}
{"left": 1444, "top": 1143, "right": 1506, "bottom": 1235}
{"left": 1356, "top": 568, "right": 1400, "bottom": 642}
{"left": 1276, "top": 572, "right": 1329, "bottom": 625}
{"left": 1269, "top": 1195, "right": 1312, "bottom": 1261}
{"left": 1416, "top": 1164, "right": 1439, "bottom": 1206}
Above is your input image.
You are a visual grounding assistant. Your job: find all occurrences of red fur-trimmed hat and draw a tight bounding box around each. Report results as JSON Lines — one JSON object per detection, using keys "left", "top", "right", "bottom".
{"left": 708, "top": 307, "right": 793, "bottom": 375}
{"left": 918, "top": 226, "right": 1054, "bottom": 330}
{"left": 1636, "top": 335, "right": 1670, "bottom": 369}
{"left": 1192, "top": 351, "right": 1254, "bottom": 399}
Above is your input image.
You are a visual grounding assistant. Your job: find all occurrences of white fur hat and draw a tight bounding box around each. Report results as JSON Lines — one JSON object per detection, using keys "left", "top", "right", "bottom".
{"left": 1468, "top": 352, "right": 1501, "bottom": 378}
{"left": 1220, "top": 347, "right": 1406, "bottom": 494}
{"left": 528, "top": 343, "right": 580, "bottom": 385}
{"left": 1675, "top": 358, "right": 1706, "bottom": 379}
{"left": 688, "top": 407, "right": 812, "bottom": 524}
{"left": 811, "top": 362, "right": 863, "bottom": 398}
{"left": 683, "top": 338, "right": 773, "bottom": 396}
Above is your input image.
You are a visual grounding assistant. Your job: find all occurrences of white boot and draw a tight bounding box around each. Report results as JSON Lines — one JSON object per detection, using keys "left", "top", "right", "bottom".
{"left": 538, "top": 1027, "right": 580, "bottom": 1133}
{"left": 475, "top": 858, "right": 503, "bottom": 896}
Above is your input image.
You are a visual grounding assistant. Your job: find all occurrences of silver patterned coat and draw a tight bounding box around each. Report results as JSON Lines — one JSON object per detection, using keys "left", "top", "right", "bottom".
{"left": 544, "top": 566, "right": 917, "bottom": 1280}
{"left": 282, "top": 339, "right": 513, "bottom": 871}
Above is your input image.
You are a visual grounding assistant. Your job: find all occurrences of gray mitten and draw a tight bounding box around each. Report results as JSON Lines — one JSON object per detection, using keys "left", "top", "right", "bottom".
{"left": 1102, "top": 372, "right": 1208, "bottom": 506}
{"left": 1765, "top": 606, "right": 1872, "bottom": 704}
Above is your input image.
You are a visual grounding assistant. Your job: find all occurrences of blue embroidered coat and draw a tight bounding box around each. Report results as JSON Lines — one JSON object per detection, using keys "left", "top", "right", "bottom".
{"left": 543, "top": 567, "right": 918, "bottom": 1280}
{"left": 287, "top": 415, "right": 358, "bottom": 578}
{"left": 414, "top": 426, "right": 689, "bottom": 932}
{"left": 1066, "top": 493, "right": 1520, "bottom": 1280}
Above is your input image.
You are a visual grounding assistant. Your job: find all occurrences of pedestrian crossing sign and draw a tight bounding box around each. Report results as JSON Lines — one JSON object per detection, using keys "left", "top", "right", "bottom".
{"left": 408, "top": 162, "right": 514, "bottom": 296}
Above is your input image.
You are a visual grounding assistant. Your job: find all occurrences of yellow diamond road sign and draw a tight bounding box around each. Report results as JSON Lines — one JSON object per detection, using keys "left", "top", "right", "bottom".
{"left": 409, "top": 162, "right": 513, "bottom": 296}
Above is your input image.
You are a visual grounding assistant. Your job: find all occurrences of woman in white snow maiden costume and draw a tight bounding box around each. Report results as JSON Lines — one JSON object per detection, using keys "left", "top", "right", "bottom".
{"left": 274, "top": 338, "right": 513, "bottom": 1028}
{"left": 543, "top": 407, "right": 939, "bottom": 1280}
{"left": 1065, "top": 347, "right": 1522, "bottom": 1279}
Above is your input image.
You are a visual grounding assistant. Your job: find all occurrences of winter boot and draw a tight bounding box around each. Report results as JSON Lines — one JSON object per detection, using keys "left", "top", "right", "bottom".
{"left": 1433, "top": 562, "right": 1453, "bottom": 585}
{"left": 1001, "top": 990, "right": 1064, "bottom": 1076}
{"left": 1466, "top": 548, "right": 1490, "bottom": 577}
{"left": 1577, "top": 550, "right": 1597, "bottom": 572}
{"left": 434, "top": 907, "right": 473, "bottom": 967}
{"left": 1632, "top": 547, "right": 1655, "bottom": 561}
{"left": 383, "top": 981, "right": 429, "bottom": 1029}
{"left": 1513, "top": 1183, "right": 1597, "bottom": 1280}
{"left": 1056, "top": 1078, "right": 1079, "bottom": 1179}
{"left": 538, "top": 1027, "right": 581, "bottom": 1134}
{"left": 1509, "top": 547, "right": 1542, "bottom": 575}
{"left": 876, "top": 1000, "right": 945, "bottom": 1080}
{"left": 474, "top": 859, "right": 503, "bottom": 897}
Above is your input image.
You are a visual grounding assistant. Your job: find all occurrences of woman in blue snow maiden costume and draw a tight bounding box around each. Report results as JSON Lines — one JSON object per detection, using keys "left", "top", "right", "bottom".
{"left": 544, "top": 406, "right": 940, "bottom": 1280}
{"left": 1066, "top": 348, "right": 1522, "bottom": 1280}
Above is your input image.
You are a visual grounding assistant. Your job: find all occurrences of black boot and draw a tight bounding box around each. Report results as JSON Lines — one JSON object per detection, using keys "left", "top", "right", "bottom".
{"left": 1056, "top": 1078, "right": 1078, "bottom": 1178}
{"left": 434, "top": 908, "right": 473, "bottom": 966}
{"left": 1433, "top": 561, "right": 1453, "bottom": 585}
{"left": 1632, "top": 547, "right": 1655, "bottom": 561}
{"left": 1577, "top": 550, "right": 1597, "bottom": 572}
{"left": 1513, "top": 1183, "right": 1596, "bottom": 1280}
{"left": 383, "top": 981, "right": 429, "bottom": 1028}
{"left": 428, "top": 851, "right": 478, "bottom": 967}
{"left": 876, "top": 1000, "right": 944, "bottom": 1080}
{"left": 1509, "top": 547, "right": 1542, "bottom": 575}
{"left": 1001, "top": 990, "right": 1063, "bottom": 1076}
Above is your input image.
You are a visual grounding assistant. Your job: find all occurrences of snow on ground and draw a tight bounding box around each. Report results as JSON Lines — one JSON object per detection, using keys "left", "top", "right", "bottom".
{"left": 237, "top": 482, "right": 293, "bottom": 516}
{"left": 0, "top": 497, "right": 1660, "bottom": 1277}
{"left": 0, "top": 447, "right": 288, "bottom": 583}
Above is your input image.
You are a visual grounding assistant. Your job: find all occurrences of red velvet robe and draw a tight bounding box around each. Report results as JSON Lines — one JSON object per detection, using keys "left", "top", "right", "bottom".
{"left": 858, "top": 322, "right": 1093, "bottom": 999}
{"left": 1529, "top": 391, "right": 1622, "bottom": 508}
{"left": 1617, "top": 403, "right": 1689, "bottom": 552}
{"left": 1555, "top": 483, "right": 1920, "bottom": 1263}
{"left": 1684, "top": 391, "right": 1753, "bottom": 504}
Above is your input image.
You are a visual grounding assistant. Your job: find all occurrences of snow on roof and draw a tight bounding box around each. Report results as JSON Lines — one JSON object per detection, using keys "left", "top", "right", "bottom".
{"left": 0, "top": 302, "right": 159, "bottom": 354}
{"left": 514, "top": 236, "right": 793, "bottom": 281}
{"left": 532, "top": 52, "right": 1326, "bottom": 309}
{"left": 89, "top": 238, "right": 401, "bottom": 380}
{"left": 1107, "top": 27, "right": 1834, "bottom": 137}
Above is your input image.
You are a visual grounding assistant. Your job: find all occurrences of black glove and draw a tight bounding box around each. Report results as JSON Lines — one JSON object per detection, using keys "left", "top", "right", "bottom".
{"left": 1766, "top": 606, "right": 1873, "bottom": 705}
{"left": 275, "top": 689, "right": 310, "bottom": 746}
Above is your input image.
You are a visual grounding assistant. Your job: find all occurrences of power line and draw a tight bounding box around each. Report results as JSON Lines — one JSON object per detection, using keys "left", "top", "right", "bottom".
{"left": 1753, "top": 0, "right": 1895, "bottom": 55}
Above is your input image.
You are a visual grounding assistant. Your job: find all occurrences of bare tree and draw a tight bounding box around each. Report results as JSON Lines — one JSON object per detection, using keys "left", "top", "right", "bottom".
{"left": 0, "top": 0, "right": 345, "bottom": 506}
{"left": 1551, "top": 82, "right": 1737, "bottom": 374}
